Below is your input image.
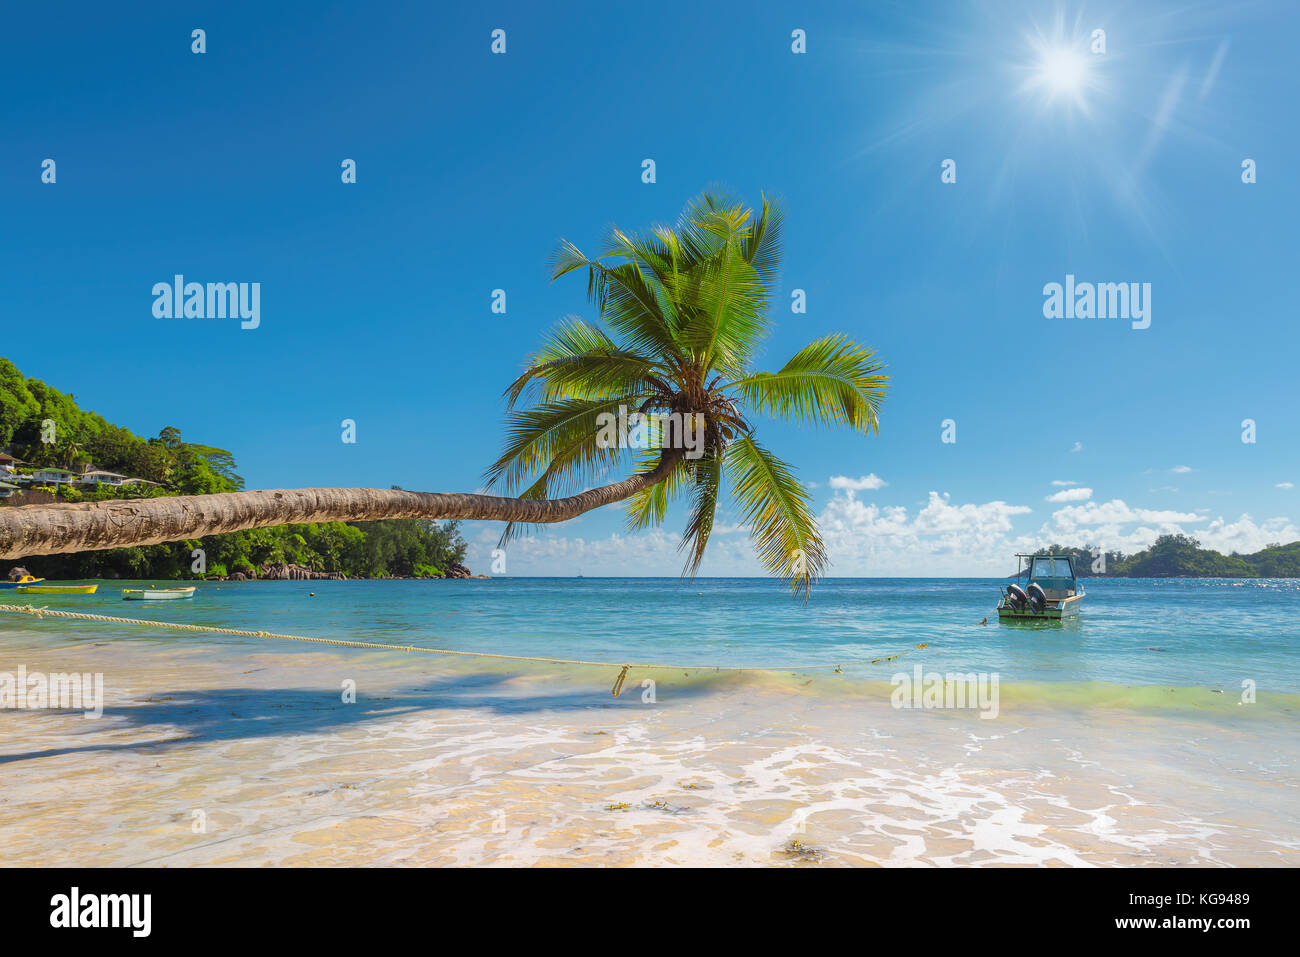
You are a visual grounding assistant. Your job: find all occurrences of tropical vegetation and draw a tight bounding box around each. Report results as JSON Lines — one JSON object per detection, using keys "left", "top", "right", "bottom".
{"left": 1026, "top": 535, "right": 1300, "bottom": 578}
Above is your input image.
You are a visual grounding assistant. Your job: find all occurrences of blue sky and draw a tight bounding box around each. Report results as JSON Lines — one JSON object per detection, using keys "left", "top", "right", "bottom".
{"left": 3, "top": 0, "right": 1298, "bottom": 575}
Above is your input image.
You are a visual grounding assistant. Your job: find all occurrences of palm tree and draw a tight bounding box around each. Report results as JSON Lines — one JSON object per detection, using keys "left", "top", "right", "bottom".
{"left": 487, "top": 189, "right": 887, "bottom": 593}
{"left": 63, "top": 440, "right": 89, "bottom": 473}
{"left": 0, "top": 191, "right": 887, "bottom": 592}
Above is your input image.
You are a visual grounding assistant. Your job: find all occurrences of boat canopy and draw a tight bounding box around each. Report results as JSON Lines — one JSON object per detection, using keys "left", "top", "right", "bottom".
{"left": 1030, "top": 556, "right": 1075, "bottom": 579}
{"left": 1013, "top": 553, "right": 1078, "bottom": 581}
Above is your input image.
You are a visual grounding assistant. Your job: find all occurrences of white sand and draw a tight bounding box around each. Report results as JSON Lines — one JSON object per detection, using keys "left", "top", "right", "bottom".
{"left": 1, "top": 626, "right": 1297, "bottom": 866}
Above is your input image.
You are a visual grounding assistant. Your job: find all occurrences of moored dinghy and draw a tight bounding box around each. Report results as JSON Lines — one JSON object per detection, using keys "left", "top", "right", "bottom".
{"left": 997, "top": 554, "right": 1085, "bottom": 621}
{"left": 122, "top": 586, "right": 196, "bottom": 601}
{"left": 1, "top": 574, "right": 46, "bottom": 589}
{"left": 17, "top": 583, "right": 98, "bottom": 595}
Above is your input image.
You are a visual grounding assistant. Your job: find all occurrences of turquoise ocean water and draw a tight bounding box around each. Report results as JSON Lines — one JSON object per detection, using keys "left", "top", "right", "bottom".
{"left": 10, "top": 576, "right": 1299, "bottom": 695}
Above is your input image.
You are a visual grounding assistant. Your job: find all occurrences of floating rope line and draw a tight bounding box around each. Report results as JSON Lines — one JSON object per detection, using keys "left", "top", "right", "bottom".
{"left": 0, "top": 603, "right": 927, "bottom": 697}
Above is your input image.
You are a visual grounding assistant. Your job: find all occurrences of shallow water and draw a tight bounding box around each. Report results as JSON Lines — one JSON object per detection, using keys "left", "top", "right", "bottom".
{"left": 1, "top": 577, "right": 1297, "bottom": 866}
{"left": 11, "top": 576, "right": 1300, "bottom": 692}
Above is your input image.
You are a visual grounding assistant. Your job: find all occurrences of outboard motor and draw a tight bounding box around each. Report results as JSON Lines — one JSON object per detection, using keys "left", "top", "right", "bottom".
{"left": 1027, "top": 582, "right": 1048, "bottom": 612}
{"left": 1005, "top": 584, "right": 1029, "bottom": 609}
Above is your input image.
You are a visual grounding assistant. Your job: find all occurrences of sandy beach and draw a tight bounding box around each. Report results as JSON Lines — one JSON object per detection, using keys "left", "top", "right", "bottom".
{"left": 3, "top": 623, "right": 1296, "bottom": 867}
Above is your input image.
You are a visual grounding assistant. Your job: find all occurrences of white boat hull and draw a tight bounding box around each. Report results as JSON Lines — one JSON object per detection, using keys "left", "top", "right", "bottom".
{"left": 123, "top": 588, "right": 195, "bottom": 601}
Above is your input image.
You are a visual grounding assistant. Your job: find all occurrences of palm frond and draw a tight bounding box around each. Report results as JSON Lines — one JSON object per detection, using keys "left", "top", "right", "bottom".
{"left": 504, "top": 317, "right": 666, "bottom": 406}
{"left": 678, "top": 449, "right": 722, "bottom": 577}
{"left": 731, "top": 335, "right": 888, "bottom": 432}
{"left": 625, "top": 444, "right": 689, "bottom": 531}
{"left": 675, "top": 249, "right": 770, "bottom": 372}
{"left": 550, "top": 241, "right": 682, "bottom": 361}
{"left": 724, "top": 436, "right": 826, "bottom": 597}
{"left": 485, "top": 396, "right": 645, "bottom": 494}
{"left": 740, "top": 193, "right": 784, "bottom": 287}
{"left": 678, "top": 187, "right": 747, "bottom": 262}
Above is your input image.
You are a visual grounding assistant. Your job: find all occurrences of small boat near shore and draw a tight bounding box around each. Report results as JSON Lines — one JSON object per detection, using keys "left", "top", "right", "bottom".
{"left": 17, "top": 583, "right": 98, "bottom": 595}
{"left": 1, "top": 575, "right": 46, "bottom": 589}
{"left": 122, "top": 586, "right": 195, "bottom": 601}
{"left": 997, "top": 554, "right": 1085, "bottom": 621}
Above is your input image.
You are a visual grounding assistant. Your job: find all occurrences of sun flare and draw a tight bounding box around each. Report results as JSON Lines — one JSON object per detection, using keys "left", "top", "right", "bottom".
{"left": 1018, "top": 36, "right": 1101, "bottom": 114}
{"left": 1036, "top": 45, "right": 1088, "bottom": 97}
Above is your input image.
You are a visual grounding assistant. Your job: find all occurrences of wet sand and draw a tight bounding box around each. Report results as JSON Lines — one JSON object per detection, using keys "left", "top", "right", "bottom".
{"left": 1, "top": 627, "right": 1297, "bottom": 866}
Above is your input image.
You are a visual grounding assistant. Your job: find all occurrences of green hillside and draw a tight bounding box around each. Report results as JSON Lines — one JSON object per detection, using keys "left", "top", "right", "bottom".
{"left": 1, "top": 358, "right": 468, "bottom": 580}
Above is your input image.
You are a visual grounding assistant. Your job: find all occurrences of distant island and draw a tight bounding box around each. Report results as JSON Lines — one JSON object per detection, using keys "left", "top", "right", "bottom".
{"left": 1, "top": 358, "right": 472, "bottom": 581}
{"left": 1022, "top": 535, "right": 1300, "bottom": 578}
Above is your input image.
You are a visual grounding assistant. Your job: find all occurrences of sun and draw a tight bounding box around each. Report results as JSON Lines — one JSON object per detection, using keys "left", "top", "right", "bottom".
{"left": 1022, "top": 40, "right": 1096, "bottom": 111}
{"left": 1037, "top": 46, "right": 1087, "bottom": 97}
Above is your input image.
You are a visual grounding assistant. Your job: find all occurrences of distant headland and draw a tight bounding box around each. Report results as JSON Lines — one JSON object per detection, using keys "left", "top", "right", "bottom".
{"left": 1019, "top": 535, "right": 1300, "bottom": 578}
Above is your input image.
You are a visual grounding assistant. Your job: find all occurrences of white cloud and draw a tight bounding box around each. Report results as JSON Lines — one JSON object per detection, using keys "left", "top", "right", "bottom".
{"left": 818, "top": 489, "right": 1032, "bottom": 575}
{"left": 1277, "top": 482, "right": 1294, "bottom": 490}
{"left": 1198, "top": 514, "right": 1300, "bottom": 554}
{"left": 1046, "top": 487, "right": 1092, "bottom": 503}
{"left": 1070, "top": 442, "right": 1083, "bottom": 453}
{"left": 1171, "top": 465, "right": 1194, "bottom": 474}
{"left": 829, "top": 473, "right": 887, "bottom": 491}
{"left": 1051, "top": 480, "right": 1078, "bottom": 487}
{"left": 1011, "top": 500, "right": 1300, "bottom": 559}
{"left": 1051, "top": 499, "right": 1205, "bottom": 530}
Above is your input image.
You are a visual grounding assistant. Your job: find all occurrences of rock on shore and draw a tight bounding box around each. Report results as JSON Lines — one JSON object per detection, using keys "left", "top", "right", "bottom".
{"left": 259, "top": 562, "right": 348, "bottom": 581}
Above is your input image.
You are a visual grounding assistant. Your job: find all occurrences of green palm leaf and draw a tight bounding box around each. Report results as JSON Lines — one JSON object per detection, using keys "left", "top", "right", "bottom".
{"left": 552, "top": 242, "right": 682, "bottom": 360}
{"left": 724, "top": 436, "right": 826, "bottom": 597}
{"left": 505, "top": 317, "right": 666, "bottom": 405}
{"left": 732, "top": 335, "right": 888, "bottom": 432}
{"left": 625, "top": 445, "right": 689, "bottom": 531}
{"left": 486, "top": 396, "right": 642, "bottom": 494}
{"left": 740, "top": 194, "right": 785, "bottom": 287}
{"left": 679, "top": 449, "right": 722, "bottom": 576}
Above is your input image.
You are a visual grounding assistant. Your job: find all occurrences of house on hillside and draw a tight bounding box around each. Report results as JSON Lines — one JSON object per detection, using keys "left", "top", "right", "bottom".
{"left": 25, "top": 466, "right": 79, "bottom": 486}
{"left": 76, "top": 468, "right": 160, "bottom": 489}
{"left": 0, "top": 480, "right": 18, "bottom": 499}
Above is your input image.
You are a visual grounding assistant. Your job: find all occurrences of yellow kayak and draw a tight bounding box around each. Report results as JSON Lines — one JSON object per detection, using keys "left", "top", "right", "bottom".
{"left": 17, "top": 583, "right": 98, "bottom": 595}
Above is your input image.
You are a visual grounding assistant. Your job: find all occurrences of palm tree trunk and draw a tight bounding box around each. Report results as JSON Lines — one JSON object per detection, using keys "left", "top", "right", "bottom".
{"left": 0, "top": 450, "right": 684, "bottom": 560}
